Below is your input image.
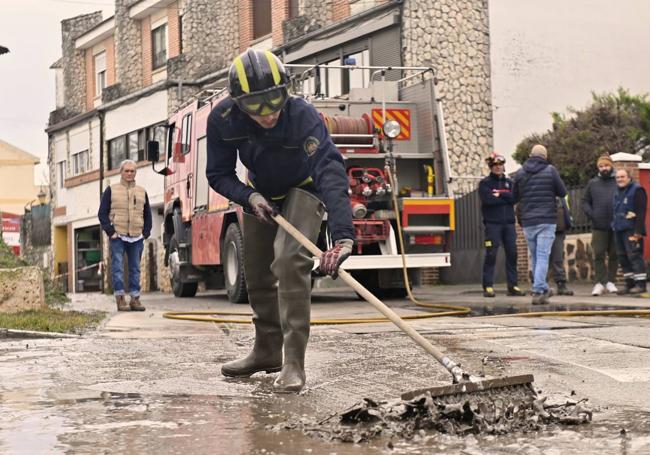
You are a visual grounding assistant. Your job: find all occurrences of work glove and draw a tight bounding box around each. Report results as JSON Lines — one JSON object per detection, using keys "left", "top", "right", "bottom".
{"left": 319, "top": 239, "right": 354, "bottom": 279}
{"left": 248, "top": 192, "right": 277, "bottom": 224}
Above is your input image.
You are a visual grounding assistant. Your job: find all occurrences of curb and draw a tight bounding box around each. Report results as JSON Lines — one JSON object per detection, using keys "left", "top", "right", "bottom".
{"left": 0, "top": 328, "right": 82, "bottom": 339}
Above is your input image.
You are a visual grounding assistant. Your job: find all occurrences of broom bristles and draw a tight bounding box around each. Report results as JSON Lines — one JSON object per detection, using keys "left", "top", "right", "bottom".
{"left": 401, "top": 374, "right": 535, "bottom": 400}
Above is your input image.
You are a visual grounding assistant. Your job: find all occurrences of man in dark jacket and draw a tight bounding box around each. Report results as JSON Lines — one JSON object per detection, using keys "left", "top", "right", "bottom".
{"left": 582, "top": 154, "right": 619, "bottom": 295}
{"left": 206, "top": 49, "right": 354, "bottom": 393}
{"left": 513, "top": 144, "right": 567, "bottom": 304}
{"left": 478, "top": 153, "right": 525, "bottom": 297}
{"left": 548, "top": 196, "right": 574, "bottom": 295}
{"left": 612, "top": 168, "right": 647, "bottom": 294}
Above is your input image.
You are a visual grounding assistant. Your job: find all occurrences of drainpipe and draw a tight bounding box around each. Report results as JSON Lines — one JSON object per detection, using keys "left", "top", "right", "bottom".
{"left": 98, "top": 110, "right": 105, "bottom": 293}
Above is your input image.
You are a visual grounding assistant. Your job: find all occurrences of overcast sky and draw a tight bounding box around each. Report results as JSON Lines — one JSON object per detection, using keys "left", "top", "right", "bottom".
{"left": 1, "top": 0, "right": 649, "bottom": 185}
{"left": 0, "top": 0, "right": 114, "bottom": 184}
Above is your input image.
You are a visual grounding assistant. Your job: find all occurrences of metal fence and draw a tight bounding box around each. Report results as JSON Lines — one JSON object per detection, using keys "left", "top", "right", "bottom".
{"left": 439, "top": 180, "right": 591, "bottom": 284}
{"left": 566, "top": 186, "right": 591, "bottom": 234}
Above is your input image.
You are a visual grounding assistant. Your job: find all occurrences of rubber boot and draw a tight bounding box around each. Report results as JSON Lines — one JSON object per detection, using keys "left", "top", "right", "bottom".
{"left": 629, "top": 280, "right": 647, "bottom": 295}
{"left": 618, "top": 278, "right": 635, "bottom": 295}
{"left": 221, "top": 214, "right": 283, "bottom": 378}
{"left": 116, "top": 295, "right": 129, "bottom": 311}
{"left": 271, "top": 189, "right": 325, "bottom": 393}
{"left": 556, "top": 281, "right": 574, "bottom": 296}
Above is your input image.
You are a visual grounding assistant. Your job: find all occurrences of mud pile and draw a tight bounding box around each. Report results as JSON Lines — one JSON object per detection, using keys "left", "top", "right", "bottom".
{"left": 273, "top": 389, "right": 592, "bottom": 443}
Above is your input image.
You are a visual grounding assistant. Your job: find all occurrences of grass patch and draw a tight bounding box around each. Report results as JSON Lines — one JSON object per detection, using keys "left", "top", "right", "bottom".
{"left": 0, "top": 308, "right": 106, "bottom": 334}
{"left": 0, "top": 238, "right": 27, "bottom": 269}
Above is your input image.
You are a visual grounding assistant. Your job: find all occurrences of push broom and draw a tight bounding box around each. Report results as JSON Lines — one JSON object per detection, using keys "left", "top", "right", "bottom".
{"left": 273, "top": 213, "right": 535, "bottom": 402}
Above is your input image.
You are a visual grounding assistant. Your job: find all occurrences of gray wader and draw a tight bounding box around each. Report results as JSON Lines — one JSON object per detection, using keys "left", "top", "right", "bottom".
{"left": 221, "top": 188, "right": 325, "bottom": 393}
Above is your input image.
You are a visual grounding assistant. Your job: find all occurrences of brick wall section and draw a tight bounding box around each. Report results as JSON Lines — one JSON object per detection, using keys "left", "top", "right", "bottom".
{"left": 105, "top": 36, "right": 116, "bottom": 86}
{"left": 239, "top": 0, "right": 253, "bottom": 52}
{"left": 271, "top": 0, "right": 289, "bottom": 46}
{"left": 332, "top": 0, "right": 351, "bottom": 22}
{"left": 85, "top": 49, "right": 95, "bottom": 110}
{"left": 516, "top": 223, "right": 530, "bottom": 285}
{"left": 141, "top": 16, "right": 153, "bottom": 86}
{"left": 167, "top": 2, "right": 181, "bottom": 59}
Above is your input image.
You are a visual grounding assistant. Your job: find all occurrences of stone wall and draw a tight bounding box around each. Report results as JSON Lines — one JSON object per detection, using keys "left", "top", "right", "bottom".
{"left": 0, "top": 267, "right": 45, "bottom": 313}
{"left": 167, "top": 0, "right": 241, "bottom": 112}
{"left": 401, "top": 0, "right": 492, "bottom": 190}
{"left": 60, "top": 12, "right": 104, "bottom": 119}
{"left": 282, "top": 0, "right": 333, "bottom": 43}
{"left": 114, "top": 0, "right": 144, "bottom": 94}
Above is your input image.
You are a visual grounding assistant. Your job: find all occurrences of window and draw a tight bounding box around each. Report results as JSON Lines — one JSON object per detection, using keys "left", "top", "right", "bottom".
{"left": 180, "top": 114, "right": 192, "bottom": 154}
{"left": 127, "top": 131, "right": 144, "bottom": 162}
{"left": 152, "top": 24, "right": 168, "bottom": 70}
{"left": 72, "top": 151, "right": 89, "bottom": 176}
{"left": 253, "top": 0, "right": 272, "bottom": 39}
{"left": 289, "top": 0, "right": 301, "bottom": 18}
{"left": 94, "top": 51, "right": 106, "bottom": 97}
{"left": 108, "top": 136, "right": 126, "bottom": 170}
{"left": 148, "top": 123, "right": 167, "bottom": 160}
{"left": 178, "top": 14, "right": 183, "bottom": 54}
{"left": 346, "top": 49, "right": 370, "bottom": 90}
{"left": 58, "top": 161, "right": 67, "bottom": 188}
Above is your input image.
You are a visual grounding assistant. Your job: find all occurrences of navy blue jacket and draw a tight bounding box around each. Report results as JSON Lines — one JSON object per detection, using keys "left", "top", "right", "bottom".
{"left": 206, "top": 96, "right": 354, "bottom": 242}
{"left": 479, "top": 173, "right": 515, "bottom": 224}
{"left": 612, "top": 182, "right": 647, "bottom": 234}
{"left": 513, "top": 156, "right": 567, "bottom": 227}
{"left": 98, "top": 186, "right": 152, "bottom": 238}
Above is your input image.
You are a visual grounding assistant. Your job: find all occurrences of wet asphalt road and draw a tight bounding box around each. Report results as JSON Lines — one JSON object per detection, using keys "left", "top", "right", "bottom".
{"left": 1, "top": 283, "right": 650, "bottom": 454}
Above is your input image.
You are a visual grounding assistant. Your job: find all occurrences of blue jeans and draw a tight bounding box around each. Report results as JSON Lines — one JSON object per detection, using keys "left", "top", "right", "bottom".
{"left": 522, "top": 224, "right": 556, "bottom": 294}
{"left": 110, "top": 238, "right": 144, "bottom": 297}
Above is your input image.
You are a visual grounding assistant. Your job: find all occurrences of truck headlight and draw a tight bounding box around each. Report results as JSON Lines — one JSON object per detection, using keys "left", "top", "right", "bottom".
{"left": 382, "top": 120, "right": 401, "bottom": 138}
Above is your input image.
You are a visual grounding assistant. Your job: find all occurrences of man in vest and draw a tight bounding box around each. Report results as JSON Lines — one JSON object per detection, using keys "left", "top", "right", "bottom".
{"left": 98, "top": 159, "right": 152, "bottom": 311}
{"left": 478, "top": 152, "right": 525, "bottom": 298}
{"left": 612, "top": 168, "right": 647, "bottom": 294}
{"left": 206, "top": 49, "right": 354, "bottom": 393}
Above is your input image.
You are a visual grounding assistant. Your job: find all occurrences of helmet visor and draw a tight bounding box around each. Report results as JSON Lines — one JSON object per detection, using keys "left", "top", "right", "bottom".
{"left": 237, "top": 87, "right": 288, "bottom": 116}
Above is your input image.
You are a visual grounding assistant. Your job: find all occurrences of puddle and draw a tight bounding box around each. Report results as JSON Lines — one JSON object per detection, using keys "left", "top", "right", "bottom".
{"left": 469, "top": 304, "right": 647, "bottom": 317}
{"left": 0, "top": 390, "right": 386, "bottom": 454}
{"left": 4, "top": 387, "right": 648, "bottom": 454}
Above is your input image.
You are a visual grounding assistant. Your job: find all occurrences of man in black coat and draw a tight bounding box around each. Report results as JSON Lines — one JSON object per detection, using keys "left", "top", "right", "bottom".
{"left": 478, "top": 153, "right": 525, "bottom": 297}
{"left": 513, "top": 144, "right": 567, "bottom": 305}
{"left": 582, "top": 154, "right": 619, "bottom": 295}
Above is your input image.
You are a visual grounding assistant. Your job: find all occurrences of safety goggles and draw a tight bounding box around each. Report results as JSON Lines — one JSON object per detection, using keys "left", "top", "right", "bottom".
{"left": 236, "top": 86, "right": 288, "bottom": 116}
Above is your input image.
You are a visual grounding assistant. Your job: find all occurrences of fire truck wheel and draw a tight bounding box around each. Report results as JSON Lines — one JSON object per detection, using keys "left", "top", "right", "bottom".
{"left": 222, "top": 223, "right": 249, "bottom": 304}
{"left": 169, "top": 234, "right": 198, "bottom": 297}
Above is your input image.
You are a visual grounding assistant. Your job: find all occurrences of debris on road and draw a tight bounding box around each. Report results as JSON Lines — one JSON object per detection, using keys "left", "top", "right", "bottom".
{"left": 272, "top": 391, "right": 592, "bottom": 443}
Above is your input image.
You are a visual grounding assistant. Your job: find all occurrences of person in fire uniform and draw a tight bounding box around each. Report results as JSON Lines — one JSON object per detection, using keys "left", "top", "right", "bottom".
{"left": 206, "top": 49, "right": 355, "bottom": 393}
{"left": 478, "top": 153, "right": 525, "bottom": 298}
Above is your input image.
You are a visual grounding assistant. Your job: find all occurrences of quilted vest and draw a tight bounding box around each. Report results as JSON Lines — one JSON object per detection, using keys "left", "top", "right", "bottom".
{"left": 110, "top": 180, "right": 146, "bottom": 236}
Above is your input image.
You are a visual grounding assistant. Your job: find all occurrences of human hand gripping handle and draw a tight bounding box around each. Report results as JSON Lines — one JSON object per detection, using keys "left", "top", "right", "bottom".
{"left": 248, "top": 192, "right": 277, "bottom": 224}
{"left": 319, "top": 239, "right": 354, "bottom": 279}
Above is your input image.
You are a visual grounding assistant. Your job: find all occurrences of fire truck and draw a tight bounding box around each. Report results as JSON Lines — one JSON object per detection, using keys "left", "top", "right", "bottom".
{"left": 147, "top": 65, "right": 455, "bottom": 302}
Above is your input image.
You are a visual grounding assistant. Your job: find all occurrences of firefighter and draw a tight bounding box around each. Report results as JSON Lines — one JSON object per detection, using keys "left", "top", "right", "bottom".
{"left": 612, "top": 168, "right": 647, "bottom": 294}
{"left": 206, "top": 49, "right": 355, "bottom": 393}
{"left": 478, "top": 153, "right": 525, "bottom": 298}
